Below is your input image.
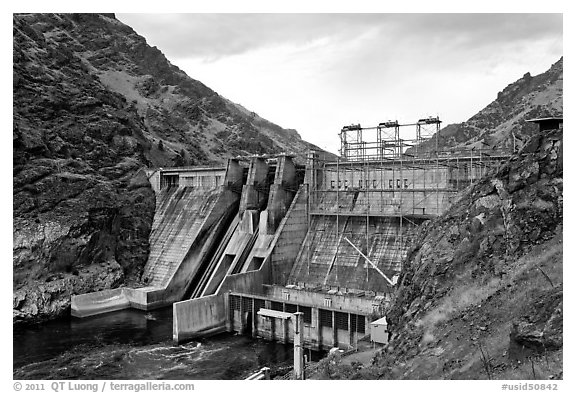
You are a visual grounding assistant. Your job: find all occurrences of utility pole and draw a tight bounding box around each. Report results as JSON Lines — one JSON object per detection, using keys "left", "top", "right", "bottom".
{"left": 293, "top": 312, "right": 305, "bottom": 380}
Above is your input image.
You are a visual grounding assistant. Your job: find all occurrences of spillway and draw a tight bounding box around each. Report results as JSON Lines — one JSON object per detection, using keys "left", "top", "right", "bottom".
{"left": 71, "top": 161, "right": 244, "bottom": 316}
{"left": 143, "top": 186, "right": 228, "bottom": 287}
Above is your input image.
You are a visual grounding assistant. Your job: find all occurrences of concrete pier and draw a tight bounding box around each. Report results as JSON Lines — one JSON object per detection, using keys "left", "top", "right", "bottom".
{"left": 226, "top": 286, "right": 378, "bottom": 351}
{"left": 172, "top": 181, "right": 307, "bottom": 342}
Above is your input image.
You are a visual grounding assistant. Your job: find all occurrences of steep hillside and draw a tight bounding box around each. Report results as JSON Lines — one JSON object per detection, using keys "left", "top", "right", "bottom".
{"left": 381, "top": 127, "right": 563, "bottom": 379}
{"left": 432, "top": 58, "right": 562, "bottom": 151}
{"left": 315, "top": 127, "right": 562, "bottom": 380}
{"left": 12, "top": 13, "right": 321, "bottom": 325}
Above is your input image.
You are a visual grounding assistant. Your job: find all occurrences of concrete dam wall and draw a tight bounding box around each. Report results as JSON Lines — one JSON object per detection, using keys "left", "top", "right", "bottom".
{"left": 171, "top": 156, "right": 305, "bottom": 342}
{"left": 72, "top": 156, "right": 303, "bottom": 319}
{"left": 287, "top": 215, "right": 421, "bottom": 293}
{"left": 73, "top": 145, "right": 508, "bottom": 351}
{"left": 72, "top": 161, "right": 244, "bottom": 317}
{"left": 143, "top": 186, "right": 228, "bottom": 287}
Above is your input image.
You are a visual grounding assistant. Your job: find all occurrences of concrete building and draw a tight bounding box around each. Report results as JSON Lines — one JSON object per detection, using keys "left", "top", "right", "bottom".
{"left": 527, "top": 117, "right": 563, "bottom": 132}
{"left": 370, "top": 316, "right": 390, "bottom": 345}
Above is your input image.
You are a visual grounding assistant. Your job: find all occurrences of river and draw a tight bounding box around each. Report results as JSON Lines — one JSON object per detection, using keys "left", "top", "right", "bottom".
{"left": 13, "top": 307, "right": 304, "bottom": 380}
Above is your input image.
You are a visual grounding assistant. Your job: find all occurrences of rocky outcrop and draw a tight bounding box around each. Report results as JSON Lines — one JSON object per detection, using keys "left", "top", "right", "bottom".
{"left": 13, "top": 13, "right": 323, "bottom": 324}
{"left": 430, "top": 58, "right": 562, "bottom": 151}
{"left": 510, "top": 289, "right": 562, "bottom": 356}
{"left": 370, "top": 127, "right": 563, "bottom": 379}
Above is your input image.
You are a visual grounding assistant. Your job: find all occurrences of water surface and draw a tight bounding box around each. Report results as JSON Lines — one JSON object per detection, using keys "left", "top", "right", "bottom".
{"left": 13, "top": 308, "right": 297, "bottom": 380}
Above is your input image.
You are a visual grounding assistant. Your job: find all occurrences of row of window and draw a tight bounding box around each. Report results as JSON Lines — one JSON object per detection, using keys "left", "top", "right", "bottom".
{"left": 319, "top": 309, "right": 365, "bottom": 333}
{"left": 329, "top": 179, "right": 410, "bottom": 190}
{"left": 160, "top": 174, "right": 224, "bottom": 189}
{"left": 180, "top": 175, "right": 223, "bottom": 187}
{"left": 229, "top": 295, "right": 366, "bottom": 333}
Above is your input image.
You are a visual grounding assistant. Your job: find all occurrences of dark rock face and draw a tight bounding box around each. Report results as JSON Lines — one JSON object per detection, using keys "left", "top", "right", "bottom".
{"left": 510, "top": 289, "right": 562, "bottom": 356}
{"left": 13, "top": 13, "right": 322, "bottom": 324}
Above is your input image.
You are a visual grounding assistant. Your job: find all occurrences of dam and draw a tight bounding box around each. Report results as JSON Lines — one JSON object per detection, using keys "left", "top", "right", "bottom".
{"left": 72, "top": 118, "right": 510, "bottom": 351}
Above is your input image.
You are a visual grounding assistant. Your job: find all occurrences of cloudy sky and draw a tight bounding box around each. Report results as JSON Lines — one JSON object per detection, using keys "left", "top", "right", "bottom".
{"left": 116, "top": 13, "right": 562, "bottom": 154}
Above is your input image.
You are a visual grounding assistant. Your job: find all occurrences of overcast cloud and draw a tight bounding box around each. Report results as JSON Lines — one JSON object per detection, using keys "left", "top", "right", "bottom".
{"left": 117, "top": 13, "right": 562, "bottom": 153}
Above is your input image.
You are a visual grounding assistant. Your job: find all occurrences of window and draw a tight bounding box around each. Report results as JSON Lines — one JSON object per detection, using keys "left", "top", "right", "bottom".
{"left": 319, "top": 309, "right": 332, "bottom": 327}
{"left": 331, "top": 180, "right": 335, "bottom": 189}
{"left": 299, "top": 306, "right": 312, "bottom": 324}
{"left": 242, "top": 297, "right": 253, "bottom": 312}
{"left": 357, "top": 316, "right": 365, "bottom": 333}
{"left": 162, "top": 174, "right": 179, "bottom": 188}
{"left": 350, "top": 314, "right": 365, "bottom": 334}
{"left": 396, "top": 179, "right": 401, "bottom": 189}
{"left": 388, "top": 179, "right": 393, "bottom": 189}
{"left": 335, "top": 312, "right": 349, "bottom": 330}
{"left": 229, "top": 295, "right": 241, "bottom": 310}
{"left": 254, "top": 299, "right": 266, "bottom": 313}
{"left": 252, "top": 257, "right": 265, "bottom": 270}
{"left": 404, "top": 179, "right": 408, "bottom": 188}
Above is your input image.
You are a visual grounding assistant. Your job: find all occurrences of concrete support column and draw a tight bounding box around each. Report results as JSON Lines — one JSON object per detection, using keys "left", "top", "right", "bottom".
{"left": 315, "top": 308, "right": 322, "bottom": 350}
{"left": 304, "top": 151, "right": 316, "bottom": 186}
{"left": 251, "top": 298, "right": 257, "bottom": 338}
{"left": 266, "top": 155, "right": 297, "bottom": 234}
{"left": 225, "top": 293, "right": 232, "bottom": 333}
{"left": 332, "top": 311, "right": 337, "bottom": 348}
{"left": 240, "top": 157, "right": 269, "bottom": 214}
{"left": 239, "top": 296, "right": 246, "bottom": 333}
{"left": 283, "top": 319, "right": 289, "bottom": 344}
{"left": 304, "top": 150, "right": 320, "bottom": 206}
{"left": 224, "top": 158, "right": 243, "bottom": 186}
{"left": 293, "top": 312, "right": 304, "bottom": 380}
{"left": 349, "top": 313, "right": 354, "bottom": 348}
